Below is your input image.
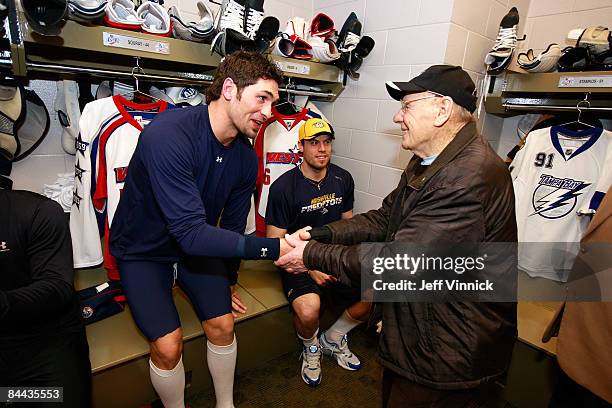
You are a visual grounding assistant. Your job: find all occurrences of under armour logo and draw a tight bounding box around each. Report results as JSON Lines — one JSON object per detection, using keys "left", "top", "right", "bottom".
{"left": 0, "top": 241, "right": 9, "bottom": 252}
{"left": 216, "top": 156, "right": 223, "bottom": 163}
{"left": 261, "top": 247, "right": 268, "bottom": 257}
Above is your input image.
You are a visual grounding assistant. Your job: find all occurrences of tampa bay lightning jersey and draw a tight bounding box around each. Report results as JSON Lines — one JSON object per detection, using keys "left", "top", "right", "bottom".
{"left": 510, "top": 126, "right": 612, "bottom": 281}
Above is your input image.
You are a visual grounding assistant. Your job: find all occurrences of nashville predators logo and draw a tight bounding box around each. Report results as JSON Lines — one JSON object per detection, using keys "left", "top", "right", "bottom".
{"left": 301, "top": 193, "right": 343, "bottom": 213}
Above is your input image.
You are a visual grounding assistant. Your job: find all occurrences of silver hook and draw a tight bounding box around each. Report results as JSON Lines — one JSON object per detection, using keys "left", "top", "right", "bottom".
{"left": 131, "top": 57, "right": 145, "bottom": 92}
{"left": 576, "top": 93, "right": 591, "bottom": 122}
{"left": 286, "top": 77, "right": 295, "bottom": 102}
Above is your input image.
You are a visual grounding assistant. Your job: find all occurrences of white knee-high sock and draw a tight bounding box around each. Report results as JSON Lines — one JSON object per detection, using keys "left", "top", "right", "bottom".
{"left": 325, "top": 310, "right": 363, "bottom": 344}
{"left": 207, "top": 336, "right": 237, "bottom": 408}
{"left": 149, "top": 357, "right": 185, "bottom": 408}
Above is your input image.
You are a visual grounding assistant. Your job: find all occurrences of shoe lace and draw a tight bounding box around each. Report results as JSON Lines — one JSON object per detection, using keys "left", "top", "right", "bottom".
{"left": 338, "top": 335, "right": 352, "bottom": 356}
{"left": 491, "top": 26, "right": 517, "bottom": 53}
{"left": 217, "top": 0, "right": 244, "bottom": 32}
{"left": 338, "top": 32, "right": 360, "bottom": 53}
{"left": 325, "top": 334, "right": 352, "bottom": 357}
{"left": 244, "top": 8, "right": 264, "bottom": 39}
{"left": 302, "top": 345, "right": 321, "bottom": 367}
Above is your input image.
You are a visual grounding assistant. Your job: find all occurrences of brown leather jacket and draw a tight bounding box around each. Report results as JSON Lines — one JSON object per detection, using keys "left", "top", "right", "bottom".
{"left": 304, "top": 122, "right": 518, "bottom": 389}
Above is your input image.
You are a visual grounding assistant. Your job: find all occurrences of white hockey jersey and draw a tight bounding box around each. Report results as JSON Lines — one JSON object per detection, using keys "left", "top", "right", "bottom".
{"left": 69, "top": 96, "right": 169, "bottom": 278}
{"left": 510, "top": 126, "right": 612, "bottom": 281}
{"left": 253, "top": 106, "right": 322, "bottom": 235}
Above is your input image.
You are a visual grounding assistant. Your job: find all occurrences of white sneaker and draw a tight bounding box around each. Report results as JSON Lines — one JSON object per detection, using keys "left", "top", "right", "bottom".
{"left": 319, "top": 332, "right": 362, "bottom": 371}
{"left": 300, "top": 344, "right": 322, "bottom": 386}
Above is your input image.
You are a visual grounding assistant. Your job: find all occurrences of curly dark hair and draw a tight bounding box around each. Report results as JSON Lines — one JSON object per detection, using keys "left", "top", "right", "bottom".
{"left": 205, "top": 51, "right": 284, "bottom": 104}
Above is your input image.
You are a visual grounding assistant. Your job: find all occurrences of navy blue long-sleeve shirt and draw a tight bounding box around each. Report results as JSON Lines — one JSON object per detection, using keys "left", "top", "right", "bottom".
{"left": 110, "top": 106, "right": 278, "bottom": 266}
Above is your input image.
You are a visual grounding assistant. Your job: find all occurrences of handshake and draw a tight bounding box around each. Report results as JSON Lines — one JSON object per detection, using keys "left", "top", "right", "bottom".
{"left": 276, "top": 226, "right": 313, "bottom": 274}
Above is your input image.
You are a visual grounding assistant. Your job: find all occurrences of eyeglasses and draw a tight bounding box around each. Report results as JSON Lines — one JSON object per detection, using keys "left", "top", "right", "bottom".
{"left": 399, "top": 91, "right": 448, "bottom": 112}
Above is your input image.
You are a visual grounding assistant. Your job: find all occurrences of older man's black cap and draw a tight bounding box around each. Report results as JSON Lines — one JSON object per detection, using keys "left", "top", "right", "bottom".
{"left": 385, "top": 65, "right": 477, "bottom": 113}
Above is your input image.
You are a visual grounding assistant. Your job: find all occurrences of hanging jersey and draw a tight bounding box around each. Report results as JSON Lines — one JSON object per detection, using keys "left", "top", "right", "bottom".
{"left": 253, "top": 106, "right": 321, "bottom": 236}
{"left": 510, "top": 126, "right": 612, "bottom": 281}
{"left": 69, "top": 95, "right": 168, "bottom": 279}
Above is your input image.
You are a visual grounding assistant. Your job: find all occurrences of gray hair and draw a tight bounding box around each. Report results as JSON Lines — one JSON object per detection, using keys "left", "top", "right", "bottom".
{"left": 453, "top": 102, "right": 475, "bottom": 124}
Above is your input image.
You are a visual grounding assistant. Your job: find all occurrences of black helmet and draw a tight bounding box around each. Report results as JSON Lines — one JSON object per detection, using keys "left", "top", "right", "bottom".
{"left": 21, "top": 0, "right": 68, "bottom": 36}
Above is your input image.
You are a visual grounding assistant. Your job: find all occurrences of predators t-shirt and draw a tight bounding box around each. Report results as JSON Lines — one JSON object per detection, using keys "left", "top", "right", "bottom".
{"left": 265, "top": 164, "right": 354, "bottom": 233}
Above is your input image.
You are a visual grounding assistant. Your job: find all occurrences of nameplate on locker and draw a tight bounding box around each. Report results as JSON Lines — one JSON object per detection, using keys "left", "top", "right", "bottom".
{"left": 558, "top": 75, "right": 612, "bottom": 88}
{"left": 103, "top": 32, "right": 170, "bottom": 55}
{"left": 274, "top": 60, "right": 311, "bottom": 75}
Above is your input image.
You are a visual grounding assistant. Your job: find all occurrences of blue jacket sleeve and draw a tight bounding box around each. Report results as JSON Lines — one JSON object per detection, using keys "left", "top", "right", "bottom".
{"left": 140, "top": 121, "right": 278, "bottom": 260}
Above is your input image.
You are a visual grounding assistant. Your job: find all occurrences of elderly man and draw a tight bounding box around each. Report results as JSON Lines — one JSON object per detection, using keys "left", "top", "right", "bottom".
{"left": 277, "top": 65, "right": 518, "bottom": 407}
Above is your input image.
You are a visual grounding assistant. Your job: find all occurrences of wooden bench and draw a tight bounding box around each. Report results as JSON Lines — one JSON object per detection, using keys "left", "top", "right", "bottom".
{"left": 76, "top": 260, "right": 296, "bottom": 408}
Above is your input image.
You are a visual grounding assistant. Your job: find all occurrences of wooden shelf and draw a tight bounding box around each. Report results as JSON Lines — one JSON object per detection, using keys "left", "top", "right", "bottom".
{"left": 484, "top": 71, "right": 612, "bottom": 116}
{"left": 1, "top": 6, "right": 344, "bottom": 99}
{"left": 8, "top": 14, "right": 219, "bottom": 84}
{"left": 504, "top": 71, "right": 612, "bottom": 93}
